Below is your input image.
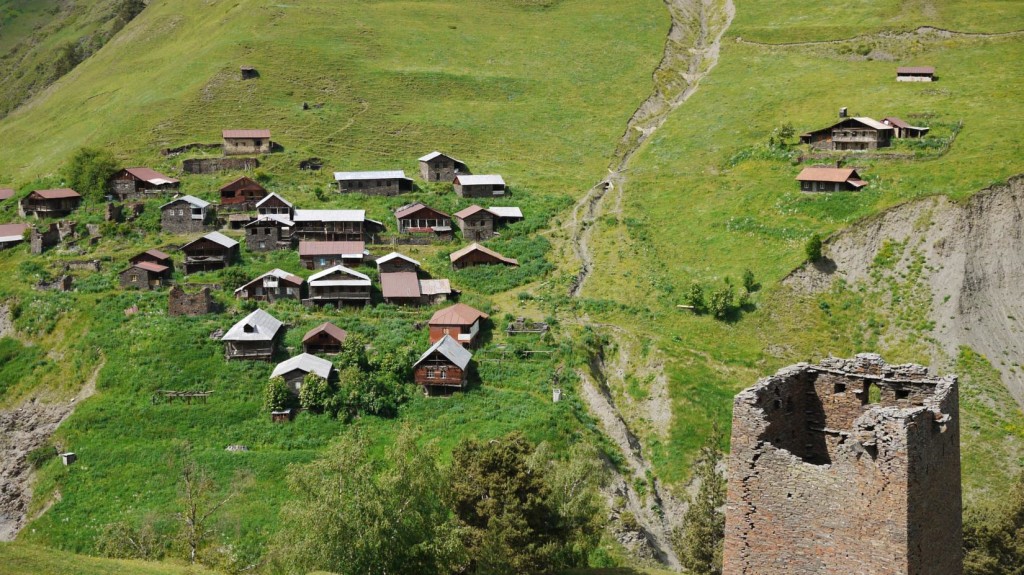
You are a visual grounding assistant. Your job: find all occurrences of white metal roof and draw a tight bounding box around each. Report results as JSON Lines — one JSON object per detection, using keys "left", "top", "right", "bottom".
{"left": 414, "top": 335, "right": 472, "bottom": 370}
{"left": 487, "top": 207, "right": 523, "bottom": 219}
{"left": 333, "top": 170, "right": 409, "bottom": 181}
{"left": 375, "top": 252, "right": 420, "bottom": 268}
{"left": 234, "top": 269, "right": 304, "bottom": 294}
{"left": 418, "top": 151, "right": 464, "bottom": 164}
{"left": 256, "top": 193, "right": 293, "bottom": 208}
{"left": 271, "top": 353, "right": 333, "bottom": 380}
{"left": 851, "top": 117, "right": 893, "bottom": 131}
{"left": 457, "top": 175, "right": 505, "bottom": 186}
{"left": 202, "top": 231, "right": 238, "bottom": 248}
{"left": 308, "top": 265, "right": 371, "bottom": 284}
{"left": 222, "top": 309, "right": 283, "bottom": 342}
{"left": 292, "top": 209, "right": 365, "bottom": 223}
{"left": 419, "top": 279, "right": 452, "bottom": 296}
{"left": 244, "top": 214, "right": 294, "bottom": 227}
{"left": 161, "top": 195, "right": 210, "bottom": 210}
{"left": 0, "top": 235, "right": 24, "bottom": 243}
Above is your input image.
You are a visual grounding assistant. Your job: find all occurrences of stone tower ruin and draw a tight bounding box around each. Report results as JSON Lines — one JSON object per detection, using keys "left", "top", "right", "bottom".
{"left": 723, "top": 354, "right": 962, "bottom": 575}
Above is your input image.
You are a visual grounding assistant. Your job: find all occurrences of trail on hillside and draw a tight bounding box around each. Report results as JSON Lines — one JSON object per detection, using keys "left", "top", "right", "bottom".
{"left": 0, "top": 358, "right": 104, "bottom": 541}
{"left": 736, "top": 25, "right": 1024, "bottom": 47}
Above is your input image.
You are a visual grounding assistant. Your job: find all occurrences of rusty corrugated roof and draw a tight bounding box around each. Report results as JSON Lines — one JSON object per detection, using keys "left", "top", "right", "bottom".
{"left": 395, "top": 202, "right": 450, "bottom": 220}
{"left": 31, "top": 188, "right": 80, "bottom": 200}
{"left": 298, "top": 241, "right": 365, "bottom": 257}
{"left": 124, "top": 167, "right": 179, "bottom": 185}
{"left": 897, "top": 66, "right": 934, "bottom": 75}
{"left": 223, "top": 129, "right": 271, "bottom": 139}
{"left": 0, "top": 189, "right": 16, "bottom": 200}
{"left": 380, "top": 271, "right": 422, "bottom": 299}
{"left": 429, "top": 303, "right": 488, "bottom": 326}
{"left": 303, "top": 322, "right": 348, "bottom": 344}
{"left": 133, "top": 261, "right": 169, "bottom": 274}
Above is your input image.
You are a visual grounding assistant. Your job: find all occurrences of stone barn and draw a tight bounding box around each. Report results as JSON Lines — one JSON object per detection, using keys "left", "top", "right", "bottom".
{"left": 799, "top": 117, "right": 893, "bottom": 151}
{"left": 181, "top": 231, "right": 239, "bottom": 274}
{"left": 19, "top": 189, "right": 81, "bottom": 218}
{"left": 119, "top": 261, "right": 171, "bottom": 289}
{"left": 418, "top": 151, "right": 468, "bottom": 182}
{"left": 234, "top": 268, "right": 304, "bottom": 302}
{"left": 245, "top": 215, "right": 293, "bottom": 252}
{"left": 161, "top": 195, "right": 213, "bottom": 233}
{"left": 334, "top": 170, "right": 413, "bottom": 196}
{"left": 222, "top": 309, "right": 283, "bottom": 361}
{"left": 413, "top": 335, "right": 472, "bottom": 396}
{"left": 223, "top": 130, "right": 272, "bottom": 155}
{"left": 796, "top": 167, "right": 868, "bottom": 192}
{"left": 723, "top": 354, "right": 962, "bottom": 575}
{"left": 270, "top": 353, "right": 334, "bottom": 394}
{"left": 454, "top": 174, "right": 505, "bottom": 198}
{"left": 454, "top": 205, "right": 496, "bottom": 241}
{"left": 449, "top": 243, "right": 518, "bottom": 270}
{"left": 298, "top": 241, "right": 366, "bottom": 270}
{"left": 219, "top": 176, "right": 267, "bottom": 209}
{"left": 110, "top": 167, "right": 180, "bottom": 200}
{"left": 130, "top": 249, "right": 173, "bottom": 271}
{"left": 302, "top": 322, "right": 347, "bottom": 355}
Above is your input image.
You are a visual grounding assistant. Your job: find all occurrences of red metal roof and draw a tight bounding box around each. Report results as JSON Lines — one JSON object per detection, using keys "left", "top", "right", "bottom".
{"left": 449, "top": 243, "right": 518, "bottom": 266}
{"left": 795, "top": 167, "right": 861, "bottom": 183}
{"left": 0, "top": 223, "right": 29, "bottom": 237}
{"left": 31, "top": 188, "right": 80, "bottom": 200}
{"left": 219, "top": 176, "right": 266, "bottom": 193}
{"left": 298, "top": 241, "right": 365, "bottom": 257}
{"left": 454, "top": 205, "right": 492, "bottom": 220}
{"left": 124, "top": 167, "right": 179, "bottom": 184}
{"left": 0, "top": 189, "right": 14, "bottom": 200}
{"left": 380, "top": 271, "right": 422, "bottom": 299}
{"left": 223, "top": 129, "right": 271, "bottom": 139}
{"left": 429, "top": 303, "right": 489, "bottom": 326}
{"left": 134, "top": 261, "right": 169, "bottom": 274}
{"left": 134, "top": 248, "right": 171, "bottom": 262}
{"left": 882, "top": 117, "right": 910, "bottom": 129}
{"left": 897, "top": 67, "right": 934, "bottom": 75}
{"left": 302, "top": 322, "right": 348, "bottom": 344}
{"left": 395, "top": 202, "right": 450, "bottom": 220}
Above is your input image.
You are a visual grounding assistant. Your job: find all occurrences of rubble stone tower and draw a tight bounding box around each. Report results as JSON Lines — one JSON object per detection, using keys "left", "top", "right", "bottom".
{"left": 723, "top": 354, "right": 962, "bottom": 575}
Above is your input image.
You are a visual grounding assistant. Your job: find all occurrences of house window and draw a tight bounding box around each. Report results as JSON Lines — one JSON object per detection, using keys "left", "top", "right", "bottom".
{"left": 258, "top": 241, "right": 266, "bottom": 249}
{"left": 319, "top": 257, "right": 327, "bottom": 267}
{"left": 426, "top": 367, "right": 437, "bottom": 379}
{"left": 440, "top": 367, "right": 448, "bottom": 379}
{"left": 130, "top": 274, "right": 138, "bottom": 283}
{"left": 177, "top": 208, "right": 184, "bottom": 216}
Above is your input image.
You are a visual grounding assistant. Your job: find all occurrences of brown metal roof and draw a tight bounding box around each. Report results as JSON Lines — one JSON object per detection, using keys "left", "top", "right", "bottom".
{"left": 395, "top": 202, "right": 450, "bottom": 220}
{"left": 298, "top": 241, "right": 365, "bottom": 257}
{"left": 429, "top": 303, "right": 489, "bottom": 327}
{"left": 222, "top": 129, "right": 271, "bottom": 139}
{"left": 882, "top": 117, "right": 910, "bottom": 129}
{"left": 795, "top": 167, "right": 861, "bottom": 183}
{"left": 897, "top": 66, "right": 934, "bottom": 75}
{"left": 449, "top": 243, "right": 518, "bottom": 266}
{"left": 219, "top": 176, "right": 266, "bottom": 193}
{"left": 0, "top": 189, "right": 15, "bottom": 200}
{"left": 123, "top": 167, "right": 179, "bottom": 184}
{"left": 380, "top": 271, "right": 422, "bottom": 299}
{"left": 454, "top": 205, "right": 492, "bottom": 220}
{"left": 0, "top": 223, "right": 29, "bottom": 237}
{"left": 31, "top": 188, "right": 81, "bottom": 200}
{"left": 302, "top": 322, "right": 347, "bottom": 344}
{"left": 133, "top": 261, "right": 169, "bottom": 274}
{"left": 133, "top": 248, "right": 171, "bottom": 262}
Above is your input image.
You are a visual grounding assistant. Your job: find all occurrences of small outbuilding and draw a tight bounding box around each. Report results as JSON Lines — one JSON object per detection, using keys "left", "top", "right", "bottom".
{"left": 377, "top": 253, "right": 452, "bottom": 306}
{"left": 454, "top": 174, "right": 505, "bottom": 198}
{"left": 413, "top": 335, "right": 473, "bottom": 396}
{"left": 488, "top": 206, "right": 524, "bottom": 224}
{"left": 796, "top": 167, "right": 868, "bottom": 192}
{"left": 882, "top": 117, "right": 930, "bottom": 139}
{"left": 334, "top": 170, "right": 413, "bottom": 196}
{"left": 19, "top": 189, "right": 82, "bottom": 219}
{"left": 181, "top": 231, "right": 239, "bottom": 274}
{"left": 110, "top": 167, "right": 180, "bottom": 200}
{"left": 449, "top": 243, "right": 518, "bottom": 270}
{"left": 0, "top": 223, "right": 29, "bottom": 250}
{"left": 222, "top": 309, "right": 283, "bottom": 361}
{"left": 245, "top": 215, "right": 294, "bottom": 252}
{"left": 271, "top": 353, "right": 334, "bottom": 394}
{"left": 418, "top": 151, "right": 468, "bottom": 182}
{"left": 306, "top": 265, "right": 371, "bottom": 307}
{"left": 896, "top": 66, "right": 935, "bottom": 82}
{"left": 120, "top": 260, "right": 171, "bottom": 289}
{"left": 131, "top": 249, "right": 173, "bottom": 270}
{"left": 302, "top": 322, "right": 347, "bottom": 355}
{"left": 299, "top": 240, "right": 367, "bottom": 270}
{"left": 234, "top": 268, "right": 304, "bottom": 302}
{"left": 428, "top": 303, "right": 489, "bottom": 348}
{"left": 161, "top": 195, "right": 213, "bottom": 234}
{"left": 454, "top": 205, "right": 496, "bottom": 241}
{"left": 219, "top": 176, "right": 267, "bottom": 208}
{"left": 395, "top": 202, "right": 453, "bottom": 239}
{"left": 223, "top": 130, "right": 272, "bottom": 155}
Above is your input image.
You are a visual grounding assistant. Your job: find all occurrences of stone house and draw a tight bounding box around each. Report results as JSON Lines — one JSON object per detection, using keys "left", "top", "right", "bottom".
{"left": 454, "top": 205, "right": 496, "bottom": 241}
{"left": 270, "top": 353, "right": 335, "bottom": 394}
{"left": 799, "top": 117, "right": 893, "bottom": 151}
{"left": 181, "top": 231, "right": 239, "bottom": 274}
{"left": 796, "top": 167, "right": 868, "bottom": 192}
{"left": 418, "top": 151, "right": 468, "bottom": 182}
{"left": 256, "top": 193, "right": 294, "bottom": 217}
{"left": 428, "top": 303, "right": 488, "bottom": 348}
{"left": 130, "top": 249, "right": 173, "bottom": 271}
{"left": 413, "top": 335, "right": 472, "bottom": 396}
{"left": 119, "top": 261, "right": 171, "bottom": 289}
{"left": 234, "top": 268, "right": 304, "bottom": 302}
{"left": 302, "top": 322, "right": 347, "bottom": 355}
{"left": 222, "top": 308, "right": 283, "bottom": 361}
{"left": 0, "top": 223, "right": 29, "bottom": 251}
{"left": 306, "top": 265, "right": 371, "bottom": 307}
{"left": 161, "top": 195, "right": 214, "bottom": 234}
{"left": 298, "top": 241, "right": 366, "bottom": 270}
{"left": 109, "top": 167, "right": 179, "bottom": 200}
{"left": 168, "top": 286, "right": 214, "bottom": 316}
{"left": 219, "top": 176, "right": 267, "bottom": 209}
{"left": 223, "top": 129, "right": 272, "bottom": 155}
{"left": 896, "top": 66, "right": 935, "bottom": 82}
{"left": 334, "top": 170, "right": 413, "bottom": 196}
{"left": 19, "top": 189, "right": 82, "bottom": 218}
{"left": 449, "top": 243, "right": 518, "bottom": 270}
{"left": 245, "top": 215, "right": 294, "bottom": 253}
{"left": 453, "top": 174, "right": 505, "bottom": 198}
{"left": 395, "top": 202, "right": 453, "bottom": 239}
{"left": 882, "top": 117, "right": 930, "bottom": 139}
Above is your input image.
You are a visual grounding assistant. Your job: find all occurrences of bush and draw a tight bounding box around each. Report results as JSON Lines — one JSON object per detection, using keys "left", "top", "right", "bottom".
{"left": 805, "top": 233, "right": 823, "bottom": 263}
{"left": 26, "top": 445, "right": 55, "bottom": 469}
{"left": 742, "top": 268, "right": 757, "bottom": 293}
{"left": 686, "top": 282, "right": 706, "bottom": 313}
{"left": 263, "top": 377, "right": 289, "bottom": 412}
{"left": 299, "top": 374, "right": 332, "bottom": 412}
{"left": 63, "top": 147, "right": 117, "bottom": 202}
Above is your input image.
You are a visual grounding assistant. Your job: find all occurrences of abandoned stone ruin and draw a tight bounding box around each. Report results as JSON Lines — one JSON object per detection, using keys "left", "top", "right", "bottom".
{"left": 723, "top": 354, "right": 962, "bottom": 575}
{"left": 168, "top": 286, "right": 214, "bottom": 317}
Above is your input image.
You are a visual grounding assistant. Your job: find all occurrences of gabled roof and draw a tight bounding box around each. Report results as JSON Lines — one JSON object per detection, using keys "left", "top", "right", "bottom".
{"left": 418, "top": 151, "right": 465, "bottom": 164}
{"left": 395, "top": 202, "right": 450, "bottom": 220}
{"left": 223, "top": 129, "right": 271, "bottom": 139}
{"left": 897, "top": 66, "right": 935, "bottom": 75}
{"left": 136, "top": 248, "right": 171, "bottom": 261}
{"left": 850, "top": 117, "right": 892, "bottom": 131}
{"left": 414, "top": 335, "right": 472, "bottom": 370}
{"left": 488, "top": 206, "right": 523, "bottom": 219}
{"left": 244, "top": 214, "right": 294, "bottom": 227}
{"left": 795, "top": 167, "right": 862, "bottom": 183}
{"left": 419, "top": 279, "right": 452, "bottom": 296}
{"left": 429, "top": 303, "right": 488, "bottom": 326}
{"left": 0, "top": 223, "right": 29, "bottom": 243}
{"left": 454, "top": 205, "right": 492, "bottom": 220}
{"left": 380, "top": 271, "right": 421, "bottom": 299}
{"left": 123, "top": 167, "right": 179, "bottom": 185}
{"left": 234, "top": 269, "right": 304, "bottom": 294}
{"left": 0, "top": 189, "right": 14, "bottom": 201}
{"left": 882, "top": 117, "right": 929, "bottom": 131}
{"left": 161, "top": 195, "right": 210, "bottom": 210}
{"left": 455, "top": 175, "right": 504, "bottom": 186}
{"left": 333, "top": 170, "right": 410, "bottom": 181}
{"left": 256, "top": 192, "right": 293, "bottom": 208}
{"left": 376, "top": 252, "right": 420, "bottom": 268}
{"left": 298, "top": 241, "right": 366, "bottom": 257}
{"left": 182, "top": 231, "right": 238, "bottom": 250}
{"left": 449, "top": 243, "right": 518, "bottom": 266}
{"left": 30, "top": 188, "right": 81, "bottom": 200}
{"left": 292, "top": 209, "right": 365, "bottom": 223}
{"left": 308, "top": 265, "right": 371, "bottom": 285}
{"left": 219, "top": 176, "right": 266, "bottom": 192}
{"left": 271, "top": 353, "right": 333, "bottom": 380}
{"left": 128, "top": 261, "right": 169, "bottom": 274}
{"left": 222, "top": 309, "right": 283, "bottom": 342}
{"left": 302, "top": 322, "right": 347, "bottom": 344}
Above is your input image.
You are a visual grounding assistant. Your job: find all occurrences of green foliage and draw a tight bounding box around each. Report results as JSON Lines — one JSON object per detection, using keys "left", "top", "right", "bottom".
{"left": 741, "top": 268, "right": 757, "bottom": 293}
{"left": 805, "top": 233, "right": 823, "bottom": 263}
{"left": 674, "top": 427, "right": 725, "bottom": 575}
{"left": 97, "top": 517, "right": 165, "bottom": 561}
{"left": 25, "top": 445, "right": 55, "bottom": 470}
{"left": 63, "top": 147, "right": 117, "bottom": 202}
{"left": 262, "top": 376, "right": 289, "bottom": 412}
{"left": 706, "top": 284, "right": 734, "bottom": 320}
{"left": 964, "top": 472, "right": 1024, "bottom": 575}
{"left": 330, "top": 365, "right": 407, "bottom": 421}
{"left": 298, "top": 374, "right": 331, "bottom": 412}
{"left": 686, "top": 282, "right": 706, "bottom": 313}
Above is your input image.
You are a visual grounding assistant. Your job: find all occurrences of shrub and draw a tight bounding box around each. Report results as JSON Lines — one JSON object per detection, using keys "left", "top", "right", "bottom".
{"left": 805, "top": 233, "right": 823, "bottom": 263}
{"left": 742, "top": 268, "right": 757, "bottom": 293}
{"left": 26, "top": 445, "right": 55, "bottom": 469}
{"left": 63, "top": 147, "right": 117, "bottom": 202}
{"left": 299, "top": 374, "right": 332, "bottom": 412}
{"left": 263, "top": 377, "right": 289, "bottom": 412}
{"left": 686, "top": 282, "right": 706, "bottom": 312}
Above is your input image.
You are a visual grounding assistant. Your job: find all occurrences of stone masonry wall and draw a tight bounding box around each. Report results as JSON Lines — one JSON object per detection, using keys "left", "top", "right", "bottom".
{"left": 723, "top": 354, "right": 962, "bottom": 575}
{"left": 168, "top": 286, "right": 213, "bottom": 317}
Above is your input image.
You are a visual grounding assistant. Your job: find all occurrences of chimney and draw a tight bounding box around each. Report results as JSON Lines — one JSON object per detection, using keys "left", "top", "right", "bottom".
{"left": 839, "top": 107, "right": 848, "bottom": 118}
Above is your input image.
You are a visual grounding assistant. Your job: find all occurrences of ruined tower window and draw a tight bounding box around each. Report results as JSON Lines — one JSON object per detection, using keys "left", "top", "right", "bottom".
{"left": 834, "top": 382, "right": 847, "bottom": 394}
{"left": 861, "top": 382, "right": 882, "bottom": 405}
{"left": 895, "top": 389, "right": 910, "bottom": 400}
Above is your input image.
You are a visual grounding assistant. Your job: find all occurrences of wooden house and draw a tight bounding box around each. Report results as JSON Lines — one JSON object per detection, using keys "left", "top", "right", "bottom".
{"left": 306, "top": 265, "right": 371, "bottom": 307}
{"left": 245, "top": 215, "right": 293, "bottom": 253}
{"left": 488, "top": 206, "right": 524, "bottom": 225}
{"left": 0, "top": 223, "right": 29, "bottom": 251}
{"left": 454, "top": 205, "right": 496, "bottom": 241}
{"left": 796, "top": 167, "right": 868, "bottom": 192}
{"left": 376, "top": 253, "right": 453, "bottom": 306}
{"left": 882, "top": 117, "right": 930, "bottom": 139}
{"left": 454, "top": 174, "right": 505, "bottom": 198}
{"left": 181, "top": 231, "right": 239, "bottom": 274}
{"left": 119, "top": 261, "right": 171, "bottom": 289}
{"left": 449, "top": 243, "right": 518, "bottom": 270}
{"left": 299, "top": 241, "right": 366, "bottom": 270}
{"left": 256, "top": 193, "right": 294, "bottom": 217}
{"left": 334, "top": 170, "right": 413, "bottom": 196}
{"left": 223, "top": 129, "right": 272, "bottom": 155}
{"left": 302, "top": 322, "right": 347, "bottom": 355}
{"left": 271, "top": 353, "right": 334, "bottom": 394}
{"left": 110, "top": 167, "right": 179, "bottom": 200}
{"left": 418, "top": 151, "right": 468, "bottom": 182}
{"left": 292, "top": 209, "right": 380, "bottom": 243}
{"left": 896, "top": 66, "right": 935, "bottom": 82}
{"left": 131, "top": 249, "right": 173, "bottom": 270}
{"left": 234, "top": 268, "right": 304, "bottom": 302}
{"left": 419, "top": 279, "right": 453, "bottom": 305}
{"left": 219, "top": 176, "right": 267, "bottom": 208}
{"left": 19, "top": 189, "right": 82, "bottom": 218}
{"left": 161, "top": 195, "right": 213, "bottom": 234}
{"left": 799, "top": 117, "right": 893, "bottom": 151}
{"left": 395, "top": 202, "right": 453, "bottom": 239}
{"left": 222, "top": 309, "right": 283, "bottom": 361}
{"left": 428, "top": 303, "right": 489, "bottom": 348}
{"left": 413, "top": 335, "right": 472, "bottom": 396}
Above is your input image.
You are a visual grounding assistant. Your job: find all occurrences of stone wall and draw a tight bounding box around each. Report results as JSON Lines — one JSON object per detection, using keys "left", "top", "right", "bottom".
{"left": 723, "top": 354, "right": 962, "bottom": 575}
{"left": 29, "top": 224, "right": 60, "bottom": 254}
{"left": 168, "top": 286, "right": 213, "bottom": 317}
{"left": 182, "top": 158, "right": 259, "bottom": 175}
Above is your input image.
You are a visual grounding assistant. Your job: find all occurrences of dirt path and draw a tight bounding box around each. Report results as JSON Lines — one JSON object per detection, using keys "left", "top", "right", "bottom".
{"left": 736, "top": 25, "right": 1023, "bottom": 48}
{"left": 0, "top": 358, "right": 104, "bottom": 541}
